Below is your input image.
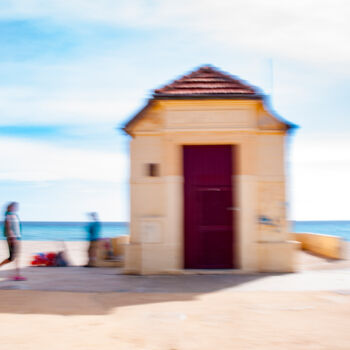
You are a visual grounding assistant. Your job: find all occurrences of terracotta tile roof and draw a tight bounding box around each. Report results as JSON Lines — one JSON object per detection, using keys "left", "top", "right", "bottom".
{"left": 153, "top": 65, "right": 261, "bottom": 98}
{"left": 123, "top": 65, "right": 297, "bottom": 134}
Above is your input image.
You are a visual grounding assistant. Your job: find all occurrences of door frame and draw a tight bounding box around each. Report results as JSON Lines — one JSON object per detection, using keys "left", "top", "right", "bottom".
{"left": 182, "top": 144, "right": 238, "bottom": 269}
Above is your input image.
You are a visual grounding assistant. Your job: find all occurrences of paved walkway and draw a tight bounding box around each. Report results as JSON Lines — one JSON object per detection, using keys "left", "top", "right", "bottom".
{"left": 1, "top": 257, "right": 350, "bottom": 293}
{"left": 1, "top": 239, "right": 350, "bottom": 294}
{"left": 1, "top": 249, "right": 350, "bottom": 350}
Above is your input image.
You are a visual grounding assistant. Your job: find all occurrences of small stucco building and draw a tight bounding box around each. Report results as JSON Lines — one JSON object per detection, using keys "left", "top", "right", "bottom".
{"left": 123, "top": 65, "right": 298, "bottom": 274}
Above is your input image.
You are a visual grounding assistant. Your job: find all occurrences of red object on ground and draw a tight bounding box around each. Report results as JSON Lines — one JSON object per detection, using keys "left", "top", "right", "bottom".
{"left": 31, "top": 252, "right": 57, "bottom": 266}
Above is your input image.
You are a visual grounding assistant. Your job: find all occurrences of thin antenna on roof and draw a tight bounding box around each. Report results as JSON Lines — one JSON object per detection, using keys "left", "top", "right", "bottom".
{"left": 269, "top": 58, "right": 274, "bottom": 100}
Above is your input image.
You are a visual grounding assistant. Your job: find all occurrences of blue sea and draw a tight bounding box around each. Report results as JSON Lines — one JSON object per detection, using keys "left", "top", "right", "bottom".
{"left": 293, "top": 221, "right": 350, "bottom": 241}
{"left": 1, "top": 222, "right": 129, "bottom": 241}
{"left": 0, "top": 221, "right": 349, "bottom": 241}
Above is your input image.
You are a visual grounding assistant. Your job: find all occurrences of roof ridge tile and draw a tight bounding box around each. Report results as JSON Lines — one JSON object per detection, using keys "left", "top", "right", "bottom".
{"left": 153, "top": 65, "right": 260, "bottom": 96}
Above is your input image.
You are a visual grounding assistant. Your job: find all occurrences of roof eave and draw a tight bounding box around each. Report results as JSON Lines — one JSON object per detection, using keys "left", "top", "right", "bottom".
{"left": 122, "top": 99, "right": 154, "bottom": 135}
{"left": 261, "top": 96, "right": 299, "bottom": 132}
{"left": 122, "top": 94, "right": 298, "bottom": 136}
{"left": 123, "top": 94, "right": 264, "bottom": 135}
{"left": 153, "top": 93, "right": 263, "bottom": 100}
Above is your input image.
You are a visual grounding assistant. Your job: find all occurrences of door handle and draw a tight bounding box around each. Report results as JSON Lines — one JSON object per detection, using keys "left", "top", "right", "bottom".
{"left": 227, "top": 207, "right": 239, "bottom": 211}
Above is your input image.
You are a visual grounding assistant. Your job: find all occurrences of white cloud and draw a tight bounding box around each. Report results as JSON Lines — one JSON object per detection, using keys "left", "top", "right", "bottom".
{"left": 0, "top": 137, "right": 128, "bottom": 182}
{"left": 291, "top": 135, "right": 350, "bottom": 163}
{"left": 0, "top": 85, "right": 142, "bottom": 126}
{"left": 289, "top": 134, "right": 350, "bottom": 220}
{"left": 1, "top": 1, "right": 348, "bottom": 127}
{"left": 290, "top": 162, "right": 350, "bottom": 220}
{"left": 1, "top": 0, "right": 349, "bottom": 71}
{"left": 0, "top": 0, "right": 349, "bottom": 221}
{"left": 0, "top": 57, "right": 153, "bottom": 125}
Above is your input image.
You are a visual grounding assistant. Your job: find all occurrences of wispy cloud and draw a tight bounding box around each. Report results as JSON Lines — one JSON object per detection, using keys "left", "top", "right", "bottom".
{"left": 0, "top": 0, "right": 349, "bottom": 221}
{"left": 0, "top": 125, "right": 63, "bottom": 138}
{"left": 1, "top": 0, "right": 348, "bottom": 71}
{"left": 0, "top": 137, "right": 128, "bottom": 182}
{"left": 0, "top": 84, "right": 144, "bottom": 125}
{"left": 290, "top": 134, "right": 350, "bottom": 220}
{"left": 0, "top": 179, "right": 129, "bottom": 221}
{"left": 1, "top": 1, "right": 347, "bottom": 127}
{"left": 0, "top": 18, "right": 79, "bottom": 61}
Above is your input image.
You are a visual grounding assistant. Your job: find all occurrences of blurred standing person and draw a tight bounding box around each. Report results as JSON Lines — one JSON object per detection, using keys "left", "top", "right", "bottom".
{"left": 0, "top": 202, "right": 26, "bottom": 280}
{"left": 85, "top": 212, "right": 101, "bottom": 267}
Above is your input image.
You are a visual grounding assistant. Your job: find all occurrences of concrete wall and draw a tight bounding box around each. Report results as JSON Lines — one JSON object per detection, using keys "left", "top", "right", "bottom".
{"left": 291, "top": 232, "right": 344, "bottom": 259}
{"left": 124, "top": 99, "right": 298, "bottom": 274}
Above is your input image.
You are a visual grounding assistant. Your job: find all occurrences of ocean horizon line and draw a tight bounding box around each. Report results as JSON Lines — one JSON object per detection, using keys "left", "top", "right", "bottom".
{"left": 19, "top": 221, "right": 129, "bottom": 224}
{"left": 0, "top": 220, "right": 348, "bottom": 241}
{"left": 17, "top": 219, "right": 350, "bottom": 223}
{"left": 291, "top": 220, "right": 350, "bottom": 223}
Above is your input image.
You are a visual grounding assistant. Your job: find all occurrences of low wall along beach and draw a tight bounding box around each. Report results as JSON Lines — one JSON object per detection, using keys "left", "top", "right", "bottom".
{"left": 291, "top": 232, "right": 345, "bottom": 260}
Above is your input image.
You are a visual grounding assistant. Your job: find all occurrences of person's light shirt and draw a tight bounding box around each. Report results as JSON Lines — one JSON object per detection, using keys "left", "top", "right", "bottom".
{"left": 6, "top": 212, "right": 21, "bottom": 239}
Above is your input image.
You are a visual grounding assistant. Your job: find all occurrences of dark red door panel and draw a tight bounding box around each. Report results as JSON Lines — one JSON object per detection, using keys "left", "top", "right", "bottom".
{"left": 184, "top": 145, "right": 235, "bottom": 269}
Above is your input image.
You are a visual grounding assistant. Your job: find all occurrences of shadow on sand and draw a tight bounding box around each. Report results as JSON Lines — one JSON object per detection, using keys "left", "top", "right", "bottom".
{"left": 0, "top": 266, "right": 288, "bottom": 316}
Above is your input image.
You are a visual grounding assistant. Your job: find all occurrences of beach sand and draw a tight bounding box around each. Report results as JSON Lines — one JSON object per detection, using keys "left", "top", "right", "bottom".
{"left": 1, "top": 239, "right": 349, "bottom": 271}
{"left": 0, "top": 240, "right": 89, "bottom": 269}
{"left": 1, "top": 290, "right": 350, "bottom": 350}
{"left": 0, "top": 241, "right": 350, "bottom": 349}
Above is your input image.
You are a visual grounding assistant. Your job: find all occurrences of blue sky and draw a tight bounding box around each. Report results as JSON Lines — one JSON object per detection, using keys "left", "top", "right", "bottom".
{"left": 0, "top": 0, "right": 349, "bottom": 221}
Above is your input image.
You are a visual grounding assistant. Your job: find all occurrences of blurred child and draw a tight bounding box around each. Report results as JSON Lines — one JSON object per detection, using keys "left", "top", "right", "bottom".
{"left": 85, "top": 212, "right": 101, "bottom": 267}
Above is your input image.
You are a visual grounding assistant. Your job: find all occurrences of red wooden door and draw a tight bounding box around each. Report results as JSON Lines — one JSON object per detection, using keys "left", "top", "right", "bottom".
{"left": 184, "top": 145, "right": 235, "bottom": 269}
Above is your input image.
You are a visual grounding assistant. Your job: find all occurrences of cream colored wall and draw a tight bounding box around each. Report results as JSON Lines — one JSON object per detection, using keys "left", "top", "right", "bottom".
{"left": 129, "top": 136, "right": 165, "bottom": 246}
{"left": 256, "top": 134, "right": 289, "bottom": 245}
{"left": 126, "top": 134, "right": 183, "bottom": 272}
{"left": 124, "top": 99, "right": 296, "bottom": 274}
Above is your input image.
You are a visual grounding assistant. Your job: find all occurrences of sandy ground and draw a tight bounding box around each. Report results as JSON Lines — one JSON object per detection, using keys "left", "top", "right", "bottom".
{"left": 0, "top": 241, "right": 350, "bottom": 350}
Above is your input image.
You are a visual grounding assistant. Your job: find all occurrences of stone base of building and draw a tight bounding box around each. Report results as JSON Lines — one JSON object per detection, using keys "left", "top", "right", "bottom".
{"left": 124, "top": 240, "right": 301, "bottom": 275}
{"left": 124, "top": 243, "right": 181, "bottom": 275}
{"left": 255, "top": 240, "right": 301, "bottom": 273}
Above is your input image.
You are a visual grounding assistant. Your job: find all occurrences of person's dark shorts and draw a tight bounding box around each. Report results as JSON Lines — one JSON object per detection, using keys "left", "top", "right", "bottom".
{"left": 7, "top": 239, "right": 18, "bottom": 261}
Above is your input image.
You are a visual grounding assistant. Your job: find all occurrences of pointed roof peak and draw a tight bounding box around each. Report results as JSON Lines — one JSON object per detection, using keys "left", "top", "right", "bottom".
{"left": 197, "top": 64, "right": 215, "bottom": 71}
{"left": 153, "top": 65, "right": 262, "bottom": 98}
